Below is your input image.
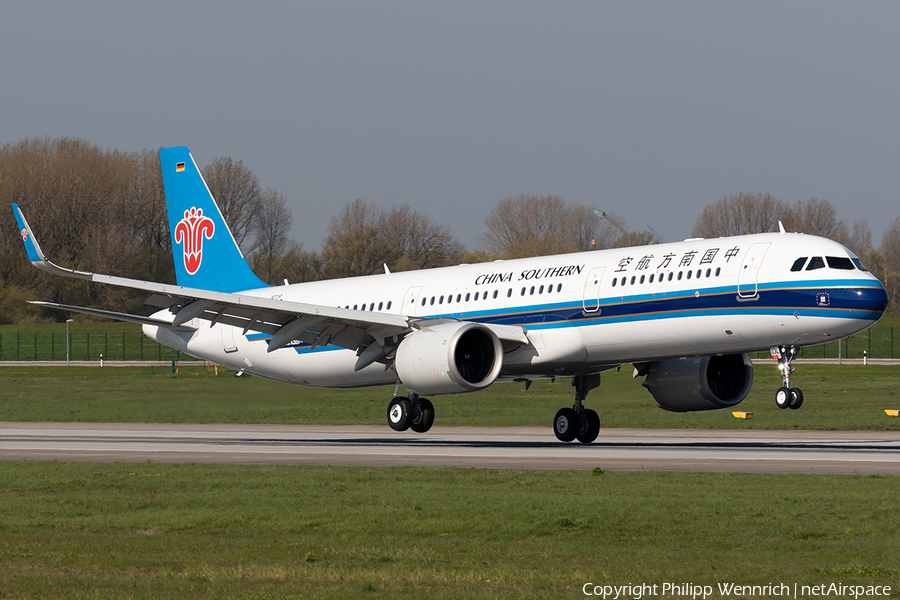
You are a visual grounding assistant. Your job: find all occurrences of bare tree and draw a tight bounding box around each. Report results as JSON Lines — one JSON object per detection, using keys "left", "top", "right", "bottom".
{"left": 692, "top": 192, "right": 787, "bottom": 238}
{"left": 482, "top": 195, "right": 612, "bottom": 257}
{"left": 320, "top": 199, "right": 465, "bottom": 278}
{"left": 613, "top": 230, "right": 658, "bottom": 248}
{"left": 781, "top": 198, "right": 844, "bottom": 238}
{"left": 0, "top": 137, "right": 148, "bottom": 315}
{"left": 202, "top": 157, "right": 262, "bottom": 253}
{"left": 250, "top": 189, "right": 293, "bottom": 284}
{"left": 377, "top": 205, "right": 463, "bottom": 270}
{"left": 321, "top": 199, "right": 400, "bottom": 278}
{"left": 480, "top": 194, "right": 638, "bottom": 258}
{"left": 273, "top": 244, "right": 324, "bottom": 284}
{"left": 882, "top": 216, "right": 900, "bottom": 317}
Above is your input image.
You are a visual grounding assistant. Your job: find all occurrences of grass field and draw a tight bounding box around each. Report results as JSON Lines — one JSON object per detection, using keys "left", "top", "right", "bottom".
{"left": 1, "top": 363, "right": 898, "bottom": 430}
{"left": 2, "top": 327, "right": 899, "bottom": 598}
{"left": 1, "top": 462, "right": 898, "bottom": 599}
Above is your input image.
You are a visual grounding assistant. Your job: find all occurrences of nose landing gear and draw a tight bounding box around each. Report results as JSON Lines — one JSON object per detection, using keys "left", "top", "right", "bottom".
{"left": 771, "top": 345, "right": 803, "bottom": 410}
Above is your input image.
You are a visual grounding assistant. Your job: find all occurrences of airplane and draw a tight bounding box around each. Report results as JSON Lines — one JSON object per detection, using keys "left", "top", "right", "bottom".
{"left": 12, "top": 146, "right": 889, "bottom": 443}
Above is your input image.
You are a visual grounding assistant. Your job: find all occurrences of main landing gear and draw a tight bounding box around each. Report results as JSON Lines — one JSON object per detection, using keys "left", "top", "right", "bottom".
{"left": 771, "top": 345, "right": 803, "bottom": 410}
{"left": 387, "top": 393, "right": 435, "bottom": 433}
{"left": 553, "top": 373, "right": 602, "bottom": 444}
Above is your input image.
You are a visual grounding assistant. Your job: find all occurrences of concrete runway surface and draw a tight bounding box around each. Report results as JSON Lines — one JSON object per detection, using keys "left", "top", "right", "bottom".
{"left": 2, "top": 422, "right": 898, "bottom": 474}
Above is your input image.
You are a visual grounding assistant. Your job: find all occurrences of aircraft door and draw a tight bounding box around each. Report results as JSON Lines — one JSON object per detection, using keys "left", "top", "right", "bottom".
{"left": 402, "top": 286, "right": 423, "bottom": 317}
{"left": 582, "top": 267, "right": 606, "bottom": 313}
{"left": 738, "top": 242, "right": 771, "bottom": 298}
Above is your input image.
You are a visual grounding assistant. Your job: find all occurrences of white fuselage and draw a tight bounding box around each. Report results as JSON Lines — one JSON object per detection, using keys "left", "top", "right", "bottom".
{"left": 144, "top": 231, "right": 888, "bottom": 390}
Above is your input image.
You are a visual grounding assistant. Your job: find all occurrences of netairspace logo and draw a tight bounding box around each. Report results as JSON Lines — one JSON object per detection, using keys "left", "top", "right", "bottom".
{"left": 582, "top": 582, "right": 893, "bottom": 599}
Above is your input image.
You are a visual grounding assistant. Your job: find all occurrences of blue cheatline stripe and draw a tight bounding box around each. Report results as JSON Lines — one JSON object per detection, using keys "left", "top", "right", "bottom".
{"left": 240, "top": 279, "right": 886, "bottom": 355}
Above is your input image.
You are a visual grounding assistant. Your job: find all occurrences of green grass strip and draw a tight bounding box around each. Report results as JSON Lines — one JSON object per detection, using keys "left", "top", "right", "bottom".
{"left": 1, "top": 364, "right": 898, "bottom": 430}
{"left": 0, "top": 462, "right": 897, "bottom": 599}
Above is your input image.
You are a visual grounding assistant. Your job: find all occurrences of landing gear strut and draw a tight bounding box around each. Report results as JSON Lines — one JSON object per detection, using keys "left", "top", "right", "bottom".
{"left": 553, "top": 373, "right": 601, "bottom": 444}
{"left": 387, "top": 392, "right": 435, "bottom": 432}
{"left": 771, "top": 345, "right": 803, "bottom": 410}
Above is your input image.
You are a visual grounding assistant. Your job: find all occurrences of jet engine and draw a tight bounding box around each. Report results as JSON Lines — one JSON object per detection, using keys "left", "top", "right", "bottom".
{"left": 639, "top": 354, "right": 754, "bottom": 412}
{"left": 395, "top": 322, "right": 503, "bottom": 395}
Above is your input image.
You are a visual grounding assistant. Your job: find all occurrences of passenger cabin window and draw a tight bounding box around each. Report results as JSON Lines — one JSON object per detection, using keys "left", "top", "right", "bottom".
{"left": 494, "top": 290, "right": 500, "bottom": 299}
{"left": 806, "top": 257, "right": 825, "bottom": 270}
{"left": 791, "top": 257, "right": 808, "bottom": 272}
{"left": 826, "top": 256, "right": 855, "bottom": 270}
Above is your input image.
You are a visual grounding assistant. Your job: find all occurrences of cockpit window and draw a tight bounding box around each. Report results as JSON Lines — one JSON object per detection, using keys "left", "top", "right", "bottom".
{"left": 806, "top": 256, "right": 825, "bottom": 271}
{"left": 825, "top": 256, "right": 854, "bottom": 270}
{"left": 852, "top": 258, "right": 869, "bottom": 272}
{"left": 790, "top": 257, "right": 808, "bottom": 272}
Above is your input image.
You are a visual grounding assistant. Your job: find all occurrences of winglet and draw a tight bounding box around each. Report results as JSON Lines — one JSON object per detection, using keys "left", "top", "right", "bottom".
{"left": 11, "top": 204, "right": 92, "bottom": 280}
{"left": 12, "top": 203, "right": 46, "bottom": 265}
{"left": 778, "top": 221, "right": 786, "bottom": 234}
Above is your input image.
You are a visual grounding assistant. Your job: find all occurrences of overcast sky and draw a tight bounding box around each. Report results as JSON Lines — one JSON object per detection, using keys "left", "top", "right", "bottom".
{"left": 2, "top": 1, "right": 898, "bottom": 251}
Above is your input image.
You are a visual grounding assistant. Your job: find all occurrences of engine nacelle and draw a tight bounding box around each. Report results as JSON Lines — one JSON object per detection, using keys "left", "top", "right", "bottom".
{"left": 641, "top": 353, "right": 754, "bottom": 412}
{"left": 395, "top": 322, "right": 503, "bottom": 395}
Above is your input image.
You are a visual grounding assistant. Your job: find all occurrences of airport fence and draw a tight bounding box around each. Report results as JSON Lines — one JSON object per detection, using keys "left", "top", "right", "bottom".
{"left": 0, "top": 332, "right": 194, "bottom": 362}
{"left": 0, "top": 326, "right": 895, "bottom": 362}
{"left": 749, "top": 325, "right": 895, "bottom": 360}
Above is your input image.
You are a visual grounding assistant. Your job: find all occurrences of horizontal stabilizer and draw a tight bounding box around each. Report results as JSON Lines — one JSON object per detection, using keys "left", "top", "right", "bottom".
{"left": 29, "top": 302, "right": 197, "bottom": 332}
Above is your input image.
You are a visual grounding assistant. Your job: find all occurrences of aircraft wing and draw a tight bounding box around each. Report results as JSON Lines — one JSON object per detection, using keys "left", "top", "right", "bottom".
{"left": 13, "top": 204, "right": 528, "bottom": 368}
{"left": 13, "top": 203, "right": 412, "bottom": 359}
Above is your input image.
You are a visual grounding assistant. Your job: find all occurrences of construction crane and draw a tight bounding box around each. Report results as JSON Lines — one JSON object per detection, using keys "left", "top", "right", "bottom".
{"left": 593, "top": 209, "right": 667, "bottom": 244}
{"left": 645, "top": 225, "right": 666, "bottom": 243}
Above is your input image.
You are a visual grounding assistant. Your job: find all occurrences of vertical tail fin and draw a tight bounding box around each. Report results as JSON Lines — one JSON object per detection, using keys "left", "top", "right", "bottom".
{"left": 159, "top": 146, "right": 268, "bottom": 292}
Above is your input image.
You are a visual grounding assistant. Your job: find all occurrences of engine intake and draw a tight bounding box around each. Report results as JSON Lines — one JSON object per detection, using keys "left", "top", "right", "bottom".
{"left": 395, "top": 322, "right": 503, "bottom": 395}
{"left": 640, "top": 353, "right": 754, "bottom": 412}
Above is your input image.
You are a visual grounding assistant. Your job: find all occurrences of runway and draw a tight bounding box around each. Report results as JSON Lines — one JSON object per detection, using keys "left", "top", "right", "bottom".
{"left": 2, "top": 422, "right": 898, "bottom": 474}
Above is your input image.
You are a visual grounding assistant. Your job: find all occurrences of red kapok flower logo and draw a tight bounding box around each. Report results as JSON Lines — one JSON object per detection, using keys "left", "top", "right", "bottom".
{"left": 174, "top": 207, "right": 215, "bottom": 275}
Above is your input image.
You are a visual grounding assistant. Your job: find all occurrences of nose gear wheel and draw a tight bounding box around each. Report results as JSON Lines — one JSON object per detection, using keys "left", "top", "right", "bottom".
{"left": 770, "top": 345, "right": 804, "bottom": 410}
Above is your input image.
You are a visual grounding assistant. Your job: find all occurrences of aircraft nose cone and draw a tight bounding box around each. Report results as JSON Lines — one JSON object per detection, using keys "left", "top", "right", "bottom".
{"left": 853, "top": 283, "right": 889, "bottom": 318}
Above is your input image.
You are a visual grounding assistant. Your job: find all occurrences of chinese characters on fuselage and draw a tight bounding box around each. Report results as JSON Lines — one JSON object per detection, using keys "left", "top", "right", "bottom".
{"left": 614, "top": 246, "right": 740, "bottom": 273}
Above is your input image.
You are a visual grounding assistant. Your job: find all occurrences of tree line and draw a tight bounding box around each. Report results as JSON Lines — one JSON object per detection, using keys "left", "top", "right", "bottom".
{"left": 0, "top": 137, "right": 897, "bottom": 323}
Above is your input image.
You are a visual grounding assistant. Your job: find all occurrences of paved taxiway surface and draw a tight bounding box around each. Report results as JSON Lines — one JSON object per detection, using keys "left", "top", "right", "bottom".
{"left": 2, "top": 422, "right": 898, "bottom": 473}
